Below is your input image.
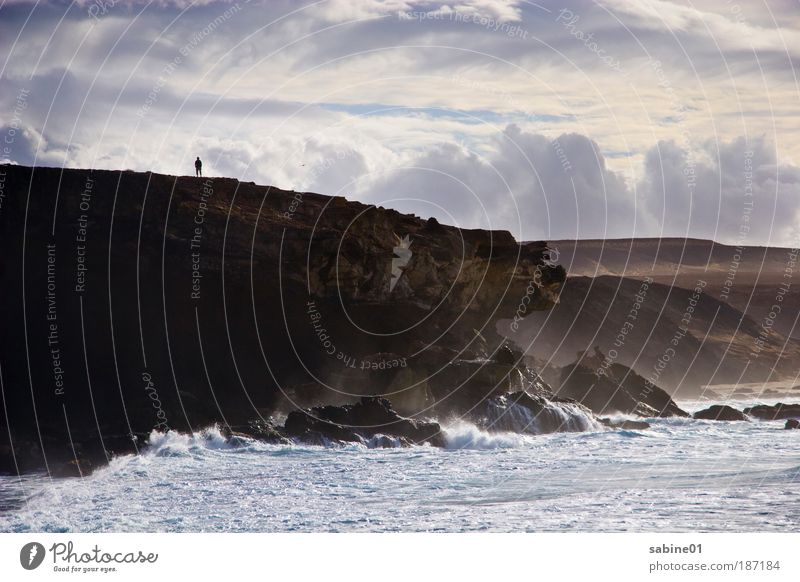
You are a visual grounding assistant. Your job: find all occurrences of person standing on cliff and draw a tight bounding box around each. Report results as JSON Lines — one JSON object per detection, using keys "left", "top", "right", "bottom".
{"left": 195, "top": 156, "right": 202, "bottom": 177}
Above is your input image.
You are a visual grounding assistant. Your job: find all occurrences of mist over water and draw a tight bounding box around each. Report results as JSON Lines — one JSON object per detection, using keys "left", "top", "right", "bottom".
{"left": 1, "top": 399, "right": 797, "bottom": 533}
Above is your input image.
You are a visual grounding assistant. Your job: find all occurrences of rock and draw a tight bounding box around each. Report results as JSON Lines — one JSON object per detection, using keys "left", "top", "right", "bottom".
{"left": 693, "top": 405, "right": 749, "bottom": 421}
{"left": 284, "top": 397, "right": 445, "bottom": 447}
{"left": 427, "top": 359, "right": 535, "bottom": 412}
{"left": 0, "top": 165, "right": 564, "bottom": 475}
{"left": 494, "top": 344, "right": 517, "bottom": 365}
{"left": 283, "top": 410, "right": 362, "bottom": 444}
{"left": 225, "top": 420, "right": 291, "bottom": 444}
{"left": 743, "top": 403, "right": 800, "bottom": 420}
{"left": 599, "top": 418, "right": 651, "bottom": 430}
{"left": 785, "top": 419, "right": 800, "bottom": 430}
{"left": 472, "top": 391, "right": 598, "bottom": 435}
{"left": 555, "top": 349, "right": 689, "bottom": 418}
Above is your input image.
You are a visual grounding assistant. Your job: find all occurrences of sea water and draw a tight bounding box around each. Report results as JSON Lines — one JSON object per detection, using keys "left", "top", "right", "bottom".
{"left": 1, "top": 398, "right": 798, "bottom": 532}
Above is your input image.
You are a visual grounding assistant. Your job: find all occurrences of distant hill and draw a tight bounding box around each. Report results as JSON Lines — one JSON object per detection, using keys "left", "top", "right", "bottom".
{"left": 548, "top": 238, "right": 800, "bottom": 339}
{"left": 505, "top": 238, "right": 800, "bottom": 395}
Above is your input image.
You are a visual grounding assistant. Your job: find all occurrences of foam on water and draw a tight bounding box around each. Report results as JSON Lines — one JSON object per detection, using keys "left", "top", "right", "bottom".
{"left": 145, "top": 426, "right": 254, "bottom": 457}
{"left": 443, "top": 422, "right": 532, "bottom": 449}
{"left": 483, "top": 395, "right": 601, "bottom": 434}
{"left": 1, "top": 399, "right": 798, "bottom": 533}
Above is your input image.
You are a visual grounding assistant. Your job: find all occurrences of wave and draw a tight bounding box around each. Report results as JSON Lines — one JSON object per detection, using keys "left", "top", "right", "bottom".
{"left": 144, "top": 426, "right": 256, "bottom": 457}
{"left": 142, "top": 426, "right": 414, "bottom": 455}
{"left": 442, "top": 421, "right": 531, "bottom": 450}
{"left": 483, "top": 395, "right": 600, "bottom": 434}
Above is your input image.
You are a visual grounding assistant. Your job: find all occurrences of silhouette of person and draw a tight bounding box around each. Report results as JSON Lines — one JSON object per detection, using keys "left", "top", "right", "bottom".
{"left": 195, "top": 156, "right": 202, "bottom": 177}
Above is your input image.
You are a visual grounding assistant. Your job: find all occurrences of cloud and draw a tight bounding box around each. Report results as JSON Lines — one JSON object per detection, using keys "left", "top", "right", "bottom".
{"left": 2, "top": 0, "right": 800, "bottom": 245}
{"left": 641, "top": 135, "right": 800, "bottom": 246}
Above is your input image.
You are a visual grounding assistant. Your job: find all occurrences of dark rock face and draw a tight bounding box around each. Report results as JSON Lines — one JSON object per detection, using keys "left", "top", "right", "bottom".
{"left": 785, "top": 419, "right": 800, "bottom": 430}
{"left": 554, "top": 350, "right": 689, "bottom": 418}
{"left": 693, "top": 405, "right": 749, "bottom": 421}
{"left": 225, "top": 420, "right": 291, "bottom": 445}
{"left": 743, "top": 403, "right": 800, "bottom": 421}
{"left": 470, "top": 391, "right": 598, "bottom": 435}
{"left": 510, "top": 241, "right": 800, "bottom": 394}
{"left": 283, "top": 397, "right": 445, "bottom": 447}
{"left": 0, "top": 166, "right": 564, "bottom": 474}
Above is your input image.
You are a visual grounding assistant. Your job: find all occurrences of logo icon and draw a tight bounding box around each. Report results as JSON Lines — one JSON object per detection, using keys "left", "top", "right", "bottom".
{"left": 20, "top": 542, "right": 46, "bottom": 570}
{"left": 390, "top": 233, "right": 412, "bottom": 292}
{"left": 543, "top": 246, "right": 560, "bottom": 267}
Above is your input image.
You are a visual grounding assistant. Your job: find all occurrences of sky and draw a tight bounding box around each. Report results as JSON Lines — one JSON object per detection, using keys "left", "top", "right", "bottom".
{"left": 1, "top": 0, "right": 799, "bottom": 245}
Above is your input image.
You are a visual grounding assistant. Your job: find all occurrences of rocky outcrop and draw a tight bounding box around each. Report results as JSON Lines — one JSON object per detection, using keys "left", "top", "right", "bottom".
{"left": 743, "top": 403, "right": 800, "bottom": 421}
{"left": 0, "top": 165, "right": 564, "bottom": 474}
{"left": 693, "top": 405, "right": 749, "bottom": 421}
{"left": 283, "top": 396, "right": 445, "bottom": 447}
{"left": 553, "top": 349, "right": 689, "bottom": 418}
{"left": 469, "top": 390, "right": 599, "bottom": 435}
{"left": 786, "top": 419, "right": 800, "bottom": 430}
{"left": 511, "top": 240, "right": 800, "bottom": 394}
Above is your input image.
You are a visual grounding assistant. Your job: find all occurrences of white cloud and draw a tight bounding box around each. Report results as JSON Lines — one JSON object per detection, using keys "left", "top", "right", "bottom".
{"left": 2, "top": 0, "right": 799, "bottom": 245}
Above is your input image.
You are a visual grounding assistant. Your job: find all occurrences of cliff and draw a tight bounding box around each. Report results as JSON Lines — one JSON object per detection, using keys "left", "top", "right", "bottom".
{"left": 0, "top": 165, "right": 564, "bottom": 473}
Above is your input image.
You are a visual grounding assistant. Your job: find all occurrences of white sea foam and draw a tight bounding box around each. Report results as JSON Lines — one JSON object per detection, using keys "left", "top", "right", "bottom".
{"left": 443, "top": 421, "right": 531, "bottom": 449}
{"left": 145, "top": 426, "right": 252, "bottom": 456}
{"left": 1, "top": 416, "right": 798, "bottom": 533}
{"left": 483, "top": 395, "right": 601, "bottom": 434}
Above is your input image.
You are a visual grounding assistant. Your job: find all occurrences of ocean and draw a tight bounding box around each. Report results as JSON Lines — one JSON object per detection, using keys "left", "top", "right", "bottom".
{"left": 1, "top": 398, "right": 798, "bottom": 532}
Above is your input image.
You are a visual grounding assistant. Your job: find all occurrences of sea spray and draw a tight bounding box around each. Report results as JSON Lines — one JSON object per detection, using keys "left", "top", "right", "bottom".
{"left": 442, "top": 421, "right": 531, "bottom": 449}
{"left": 481, "top": 394, "right": 600, "bottom": 435}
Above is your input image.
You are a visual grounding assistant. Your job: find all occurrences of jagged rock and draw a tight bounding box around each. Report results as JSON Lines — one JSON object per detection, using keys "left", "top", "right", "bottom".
{"left": 785, "top": 419, "right": 800, "bottom": 430}
{"left": 284, "top": 397, "right": 445, "bottom": 447}
{"left": 555, "top": 350, "right": 689, "bottom": 418}
{"left": 0, "top": 165, "right": 563, "bottom": 474}
{"left": 693, "top": 405, "right": 749, "bottom": 421}
{"left": 743, "top": 403, "right": 800, "bottom": 421}
{"left": 427, "top": 358, "right": 552, "bottom": 414}
{"left": 495, "top": 344, "right": 517, "bottom": 365}
{"left": 225, "top": 420, "right": 291, "bottom": 444}
{"left": 471, "top": 391, "right": 598, "bottom": 435}
{"left": 283, "top": 410, "right": 361, "bottom": 444}
{"left": 599, "top": 418, "right": 651, "bottom": 430}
